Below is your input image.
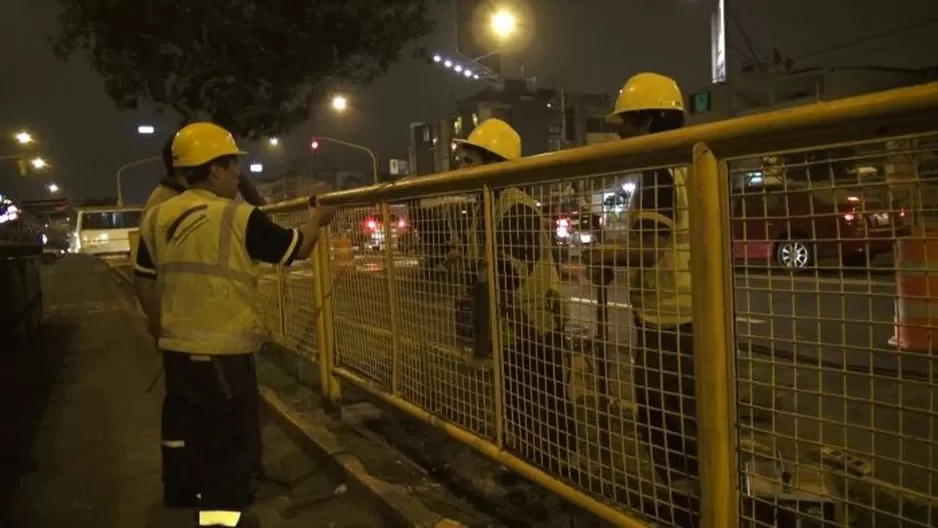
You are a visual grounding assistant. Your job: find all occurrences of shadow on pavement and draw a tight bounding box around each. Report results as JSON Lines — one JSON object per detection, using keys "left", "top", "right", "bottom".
{"left": 0, "top": 322, "right": 74, "bottom": 526}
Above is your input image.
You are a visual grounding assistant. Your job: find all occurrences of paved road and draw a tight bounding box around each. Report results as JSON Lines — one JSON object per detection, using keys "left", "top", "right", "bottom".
{"left": 1, "top": 256, "right": 389, "bottom": 527}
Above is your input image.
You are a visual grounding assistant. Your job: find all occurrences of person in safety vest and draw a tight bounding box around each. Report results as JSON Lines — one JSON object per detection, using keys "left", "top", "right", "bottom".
{"left": 133, "top": 122, "right": 336, "bottom": 528}
{"left": 138, "top": 131, "right": 271, "bottom": 509}
{"left": 587, "top": 72, "right": 698, "bottom": 508}
{"left": 452, "top": 118, "right": 576, "bottom": 478}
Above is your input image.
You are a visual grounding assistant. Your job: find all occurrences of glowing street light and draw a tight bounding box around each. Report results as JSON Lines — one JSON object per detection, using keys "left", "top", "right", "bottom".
{"left": 30, "top": 157, "right": 47, "bottom": 170}
{"left": 47, "top": 183, "right": 59, "bottom": 193}
{"left": 432, "top": 54, "right": 442, "bottom": 62}
{"left": 14, "top": 131, "right": 34, "bottom": 145}
{"left": 249, "top": 163, "right": 263, "bottom": 173}
{"left": 268, "top": 137, "right": 279, "bottom": 146}
{"left": 137, "top": 125, "right": 156, "bottom": 135}
{"left": 491, "top": 9, "right": 517, "bottom": 39}
{"left": 331, "top": 95, "right": 348, "bottom": 112}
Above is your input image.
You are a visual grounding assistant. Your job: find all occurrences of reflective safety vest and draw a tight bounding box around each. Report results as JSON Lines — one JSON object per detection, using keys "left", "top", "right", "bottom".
{"left": 493, "top": 187, "right": 568, "bottom": 340}
{"left": 141, "top": 188, "right": 263, "bottom": 356}
{"left": 144, "top": 178, "right": 187, "bottom": 215}
{"left": 629, "top": 167, "right": 693, "bottom": 327}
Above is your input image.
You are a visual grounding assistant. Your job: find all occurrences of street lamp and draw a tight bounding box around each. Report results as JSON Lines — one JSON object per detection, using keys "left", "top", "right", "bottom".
{"left": 331, "top": 94, "right": 348, "bottom": 112}
{"left": 268, "top": 137, "right": 279, "bottom": 146}
{"left": 15, "top": 131, "right": 34, "bottom": 145}
{"left": 30, "top": 157, "right": 47, "bottom": 170}
{"left": 47, "top": 183, "right": 59, "bottom": 193}
{"left": 249, "top": 163, "right": 263, "bottom": 173}
{"left": 116, "top": 156, "right": 161, "bottom": 206}
{"left": 491, "top": 9, "right": 517, "bottom": 39}
{"left": 137, "top": 125, "right": 156, "bottom": 135}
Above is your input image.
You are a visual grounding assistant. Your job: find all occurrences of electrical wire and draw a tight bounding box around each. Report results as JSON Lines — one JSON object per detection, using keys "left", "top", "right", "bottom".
{"left": 792, "top": 14, "right": 938, "bottom": 62}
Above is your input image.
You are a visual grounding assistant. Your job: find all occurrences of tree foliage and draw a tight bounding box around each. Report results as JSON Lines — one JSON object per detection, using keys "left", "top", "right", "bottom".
{"left": 51, "top": 0, "right": 436, "bottom": 138}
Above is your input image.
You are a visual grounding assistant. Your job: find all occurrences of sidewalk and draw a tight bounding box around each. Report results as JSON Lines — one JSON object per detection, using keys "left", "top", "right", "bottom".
{"left": 0, "top": 256, "right": 388, "bottom": 528}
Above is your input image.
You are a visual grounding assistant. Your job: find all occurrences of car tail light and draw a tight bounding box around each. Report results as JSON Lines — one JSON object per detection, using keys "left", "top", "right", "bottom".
{"left": 397, "top": 219, "right": 406, "bottom": 229}
{"left": 557, "top": 217, "right": 569, "bottom": 229}
{"left": 843, "top": 213, "right": 856, "bottom": 222}
{"left": 900, "top": 209, "right": 907, "bottom": 217}
{"left": 365, "top": 218, "right": 377, "bottom": 230}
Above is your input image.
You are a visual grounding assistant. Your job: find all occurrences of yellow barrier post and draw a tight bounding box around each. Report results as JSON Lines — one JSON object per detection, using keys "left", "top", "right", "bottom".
{"left": 688, "top": 143, "right": 738, "bottom": 528}
{"left": 481, "top": 186, "right": 506, "bottom": 448}
{"left": 314, "top": 227, "right": 342, "bottom": 409}
{"left": 380, "top": 202, "right": 403, "bottom": 395}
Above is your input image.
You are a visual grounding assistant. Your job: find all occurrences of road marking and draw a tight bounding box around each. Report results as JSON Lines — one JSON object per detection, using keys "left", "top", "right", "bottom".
{"left": 568, "top": 297, "right": 766, "bottom": 324}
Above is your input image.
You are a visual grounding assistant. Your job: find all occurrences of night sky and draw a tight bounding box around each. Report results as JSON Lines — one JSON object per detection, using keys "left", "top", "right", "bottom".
{"left": 1, "top": 0, "right": 937, "bottom": 203}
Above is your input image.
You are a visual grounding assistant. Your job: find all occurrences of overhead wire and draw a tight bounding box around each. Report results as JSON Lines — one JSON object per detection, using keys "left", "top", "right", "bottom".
{"left": 792, "top": 14, "right": 938, "bottom": 63}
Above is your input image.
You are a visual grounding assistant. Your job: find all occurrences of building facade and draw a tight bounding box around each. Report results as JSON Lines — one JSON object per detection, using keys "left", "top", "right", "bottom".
{"left": 408, "top": 78, "right": 613, "bottom": 176}
{"left": 685, "top": 67, "right": 938, "bottom": 126}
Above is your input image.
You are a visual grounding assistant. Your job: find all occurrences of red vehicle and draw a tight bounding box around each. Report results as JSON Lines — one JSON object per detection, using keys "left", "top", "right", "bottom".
{"left": 732, "top": 183, "right": 910, "bottom": 270}
{"left": 353, "top": 210, "right": 412, "bottom": 252}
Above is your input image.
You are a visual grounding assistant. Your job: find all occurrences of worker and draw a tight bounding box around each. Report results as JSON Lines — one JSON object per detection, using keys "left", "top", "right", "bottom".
{"left": 133, "top": 122, "right": 336, "bottom": 528}
{"left": 138, "top": 130, "right": 271, "bottom": 510}
{"left": 586, "top": 72, "right": 696, "bottom": 518}
{"left": 450, "top": 118, "right": 574, "bottom": 478}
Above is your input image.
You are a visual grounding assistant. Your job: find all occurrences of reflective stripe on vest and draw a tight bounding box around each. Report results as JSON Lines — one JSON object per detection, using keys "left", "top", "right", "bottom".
{"left": 493, "top": 187, "right": 568, "bottom": 339}
{"left": 142, "top": 189, "right": 264, "bottom": 355}
{"left": 629, "top": 167, "right": 693, "bottom": 327}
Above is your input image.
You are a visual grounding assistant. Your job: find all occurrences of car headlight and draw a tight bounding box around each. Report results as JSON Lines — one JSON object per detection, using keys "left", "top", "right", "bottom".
{"left": 41, "top": 233, "right": 48, "bottom": 245}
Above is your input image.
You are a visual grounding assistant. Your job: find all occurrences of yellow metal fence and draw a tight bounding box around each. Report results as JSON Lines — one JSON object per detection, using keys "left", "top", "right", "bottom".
{"left": 256, "top": 82, "right": 938, "bottom": 527}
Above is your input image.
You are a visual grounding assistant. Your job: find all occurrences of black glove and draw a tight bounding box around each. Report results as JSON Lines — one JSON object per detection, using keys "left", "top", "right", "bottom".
{"left": 238, "top": 175, "right": 266, "bottom": 206}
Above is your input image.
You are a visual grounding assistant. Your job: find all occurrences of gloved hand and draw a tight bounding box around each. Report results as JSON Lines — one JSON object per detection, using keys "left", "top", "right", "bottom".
{"left": 238, "top": 175, "right": 266, "bottom": 206}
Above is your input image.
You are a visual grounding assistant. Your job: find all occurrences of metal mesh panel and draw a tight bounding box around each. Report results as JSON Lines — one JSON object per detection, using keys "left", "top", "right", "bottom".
{"left": 256, "top": 264, "right": 282, "bottom": 341}
{"left": 266, "top": 207, "right": 318, "bottom": 359}
{"left": 329, "top": 206, "right": 394, "bottom": 387}
{"left": 730, "top": 135, "right": 938, "bottom": 527}
{"left": 487, "top": 170, "right": 698, "bottom": 526}
{"left": 393, "top": 192, "right": 494, "bottom": 439}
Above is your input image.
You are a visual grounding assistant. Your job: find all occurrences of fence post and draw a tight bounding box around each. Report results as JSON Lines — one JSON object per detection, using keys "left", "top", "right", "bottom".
{"left": 481, "top": 185, "right": 506, "bottom": 448}
{"left": 380, "top": 202, "right": 403, "bottom": 395}
{"left": 688, "top": 143, "right": 738, "bottom": 528}
{"left": 313, "top": 225, "right": 342, "bottom": 413}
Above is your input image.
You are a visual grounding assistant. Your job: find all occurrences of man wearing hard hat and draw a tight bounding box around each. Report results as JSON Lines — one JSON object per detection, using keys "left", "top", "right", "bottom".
{"left": 133, "top": 122, "right": 336, "bottom": 528}
{"left": 587, "top": 73, "right": 697, "bottom": 497}
{"left": 138, "top": 130, "right": 271, "bottom": 509}
{"left": 449, "top": 118, "right": 574, "bottom": 477}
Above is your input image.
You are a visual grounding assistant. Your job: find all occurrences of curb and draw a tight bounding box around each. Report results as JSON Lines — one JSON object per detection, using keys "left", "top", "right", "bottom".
{"left": 259, "top": 386, "right": 467, "bottom": 528}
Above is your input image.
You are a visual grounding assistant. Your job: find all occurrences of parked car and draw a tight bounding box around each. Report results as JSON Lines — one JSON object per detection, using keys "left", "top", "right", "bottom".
{"left": 732, "top": 183, "right": 911, "bottom": 270}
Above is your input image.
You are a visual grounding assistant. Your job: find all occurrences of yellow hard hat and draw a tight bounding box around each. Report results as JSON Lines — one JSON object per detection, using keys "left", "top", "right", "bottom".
{"left": 453, "top": 118, "right": 521, "bottom": 161}
{"left": 606, "top": 72, "right": 685, "bottom": 124}
{"left": 172, "top": 122, "right": 247, "bottom": 168}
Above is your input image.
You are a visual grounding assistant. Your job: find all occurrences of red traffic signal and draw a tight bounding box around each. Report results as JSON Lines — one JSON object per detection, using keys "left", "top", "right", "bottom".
{"left": 311, "top": 139, "right": 320, "bottom": 150}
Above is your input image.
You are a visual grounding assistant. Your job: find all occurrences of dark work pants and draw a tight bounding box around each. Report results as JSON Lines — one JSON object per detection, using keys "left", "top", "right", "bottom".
{"left": 162, "top": 350, "right": 256, "bottom": 512}
{"left": 503, "top": 331, "right": 574, "bottom": 476}
{"left": 245, "top": 354, "right": 263, "bottom": 478}
{"left": 632, "top": 321, "right": 699, "bottom": 485}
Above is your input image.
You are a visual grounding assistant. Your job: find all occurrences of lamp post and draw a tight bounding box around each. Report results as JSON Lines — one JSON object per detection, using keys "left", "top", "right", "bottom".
{"left": 116, "top": 156, "right": 161, "bottom": 206}
{"left": 312, "top": 136, "right": 378, "bottom": 185}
